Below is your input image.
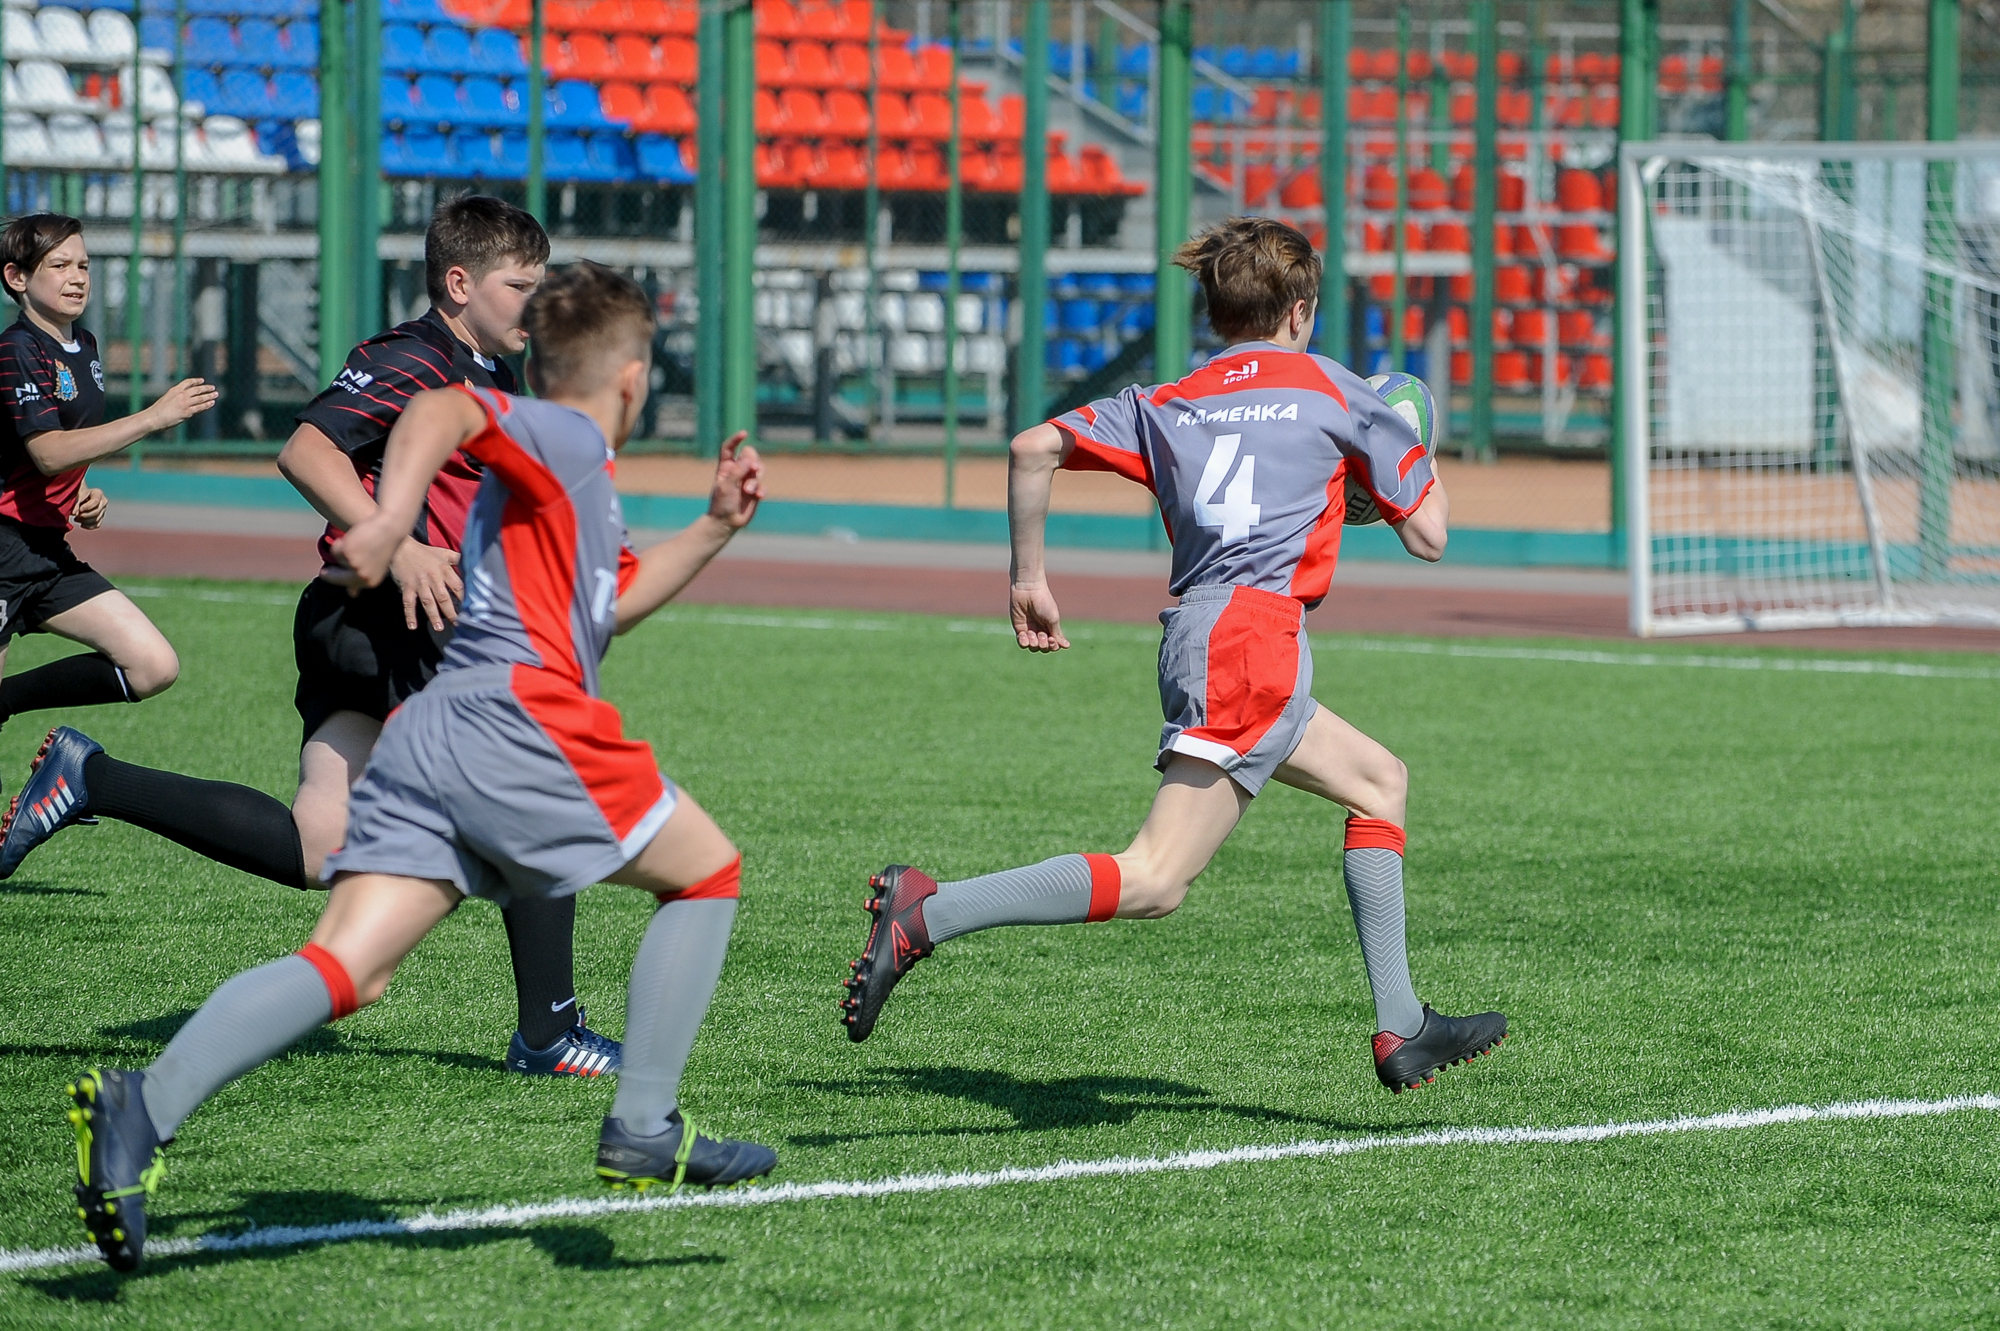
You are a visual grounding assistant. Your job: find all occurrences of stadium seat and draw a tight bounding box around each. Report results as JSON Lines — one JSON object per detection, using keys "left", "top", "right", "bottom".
{"left": 635, "top": 81, "right": 693, "bottom": 133}
{"left": 599, "top": 80, "right": 642, "bottom": 124}
{"left": 181, "top": 15, "right": 234, "bottom": 64}
{"left": 276, "top": 19, "right": 317, "bottom": 66}
{"left": 956, "top": 146, "right": 995, "bottom": 190}
{"left": 904, "top": 91, "right": 948, "bottom": 139}
{"left": 382, "top": 22, "right": 425, "bottom": 73}
{"left": 566, "top": 32, "right": 617, "bottom": 78}
{"left": 450, "top": 126, "right": 502, "bottom": 175}
{"left": 656, "top": 34, "right": 694, "bottom": 81}
{"left": 35, "top": 7, "right": 93, "bottom": 60}
{"left": 808, "top": 140, "right": 867, "bottom": 190}
{"left": 753, "top": 86, "right": 783, "bottom": 133}
{"left": 460, "top": 75, "right": 524, "bottom": 125}
{"left": 85, "top": 10, "right": 137, "bottom": 61}
{"left": 877, "top": 43, "right": 918, "bottom": 92}
{"left": 424, "top": 25, "right": 478, "bottom": 74}
{"left": 758, "top": 139, "right": 807, "bottom": 187}
{"left": 536, "top": 33, "right": 576, "bottom": 77}
{"left": 236, "top": 18, "right": 285, "bottom": 66}
{"left": 829, "top": 40, "right": 866, "bottom": 85}
{"left": 547, "top": 77, "right": 609, "bottom": 127}
{"left": 754, "top": 37, "right": 789, "bottom": 83}
{"left": 634, "top": 131, "right": 693, "bottom": 181}
{"left": 270, "top": 68, "right": 317, "bottom": 116}
{"left": 788, "top": 39, "right": 835, "bottom": 87}
{"left": 46, "top": 111, "right": 108, "bottom": 167}
{"left": 401, "top": 124, "right": 455, "bottom": 173}
{"left": 543, "top": 129, "right": 592, "bottom": 179}
{"left": 778, "top": 86, "right": 827, "bottom": 135}
{"left": 611, "top": 33, "right": 658, "bottom": 79}
{"left": 914, "top": 43, "right": 949, "bottom": 90}
{"left": 753, "top": 0, "right": 797, "bottom": 39}
{"left": 957, "top": 91, "right": 1000, "bottom": 139}
{"left": 471, "top": 27, "right": 525, "bottom": 74}
{"left": 404, "top": 72, "right": 456, "bottom": 121}
{"left": 384, "top": 0, "right": 449, "bottom": 22}
{"left": 184, "top": 67, "right": 222, "bottom": 112}
{"left": 823, "top": 86, "right": 867, "bottom": 136}
{"left": 214, "top": 68, "right": 272, "bottom": 118}
{"left": 13, "top": 60, "right": 80, "bottom": 114}
{"left": 138, "top": 16, "right": 175, "bottom": 55}
{"left": 1278, "top": 165, "right": 1321, "bottom": 209}
{"left": 873, "top": 91, "right": 912, "bottom": 137}
{"left": 585, "top": 132, "right": 635, "bottom": 181}
{"left": 380, "top": 130, "right": 415, "bottom": 175}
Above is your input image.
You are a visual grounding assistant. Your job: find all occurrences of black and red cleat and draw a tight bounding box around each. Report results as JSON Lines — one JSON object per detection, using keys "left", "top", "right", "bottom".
{"left": 1373, "top": 1004, "right": 1508, "bottom": 1093}
{"left": 840, "top": 865, "right": 937, "bottom": 1043}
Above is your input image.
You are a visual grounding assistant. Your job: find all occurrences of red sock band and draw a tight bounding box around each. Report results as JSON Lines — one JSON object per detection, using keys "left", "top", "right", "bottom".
{"left": 1344, "top": 818, "right": 1406, "bottom": 855}
{"left": 1083, "top": 853, "right": 1121, "bottom": 922}
{"left": 660, "top": 855, "right": 742, "bottom": 904}
{"left": 297, "top": 942, "right": 358, "bottom": 1021}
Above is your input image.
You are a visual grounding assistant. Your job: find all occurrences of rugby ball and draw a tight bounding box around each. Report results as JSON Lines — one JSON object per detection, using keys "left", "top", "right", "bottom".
{"left": 1344, "top": 372, "right": 1437, "bottom": 526}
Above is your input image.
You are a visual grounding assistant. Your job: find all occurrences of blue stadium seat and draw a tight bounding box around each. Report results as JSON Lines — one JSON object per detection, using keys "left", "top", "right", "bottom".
{"left": 383, "top": 0, "right": 448, "bottom": 22}
{"left": 585, "top": 133, "right": 635, "bottom": 182}
{"left": 1060, "top": 299, "right": 1099, "bottom": 335}
{"left": 458, "top": 76, "right": 522, "bottom": 126}
{"left": 236, "top": 19, "right": 283, "bottom": 66}
{"left": 380, "top": 131, "right": 414, "bottom": 175}
{"left": 1119, "top": 303, "right": 1152, "bottom": 336}
{"left": 274, "top": 19, "right": 315, "bottom": 67}
{"left": 378, "top": 76, "right": 417, "bottom": 122}
{"left": 1053, "top": 339, "right": 1084, "bottom": 373}
{"left": 89, "top": 0, "right": 136, "bottom": 12}
{"left": 470, "top": 27, "right": 524, "bottom": 75}
{"left": 1118, "top": 272, "right": 1155, "bottom": 295}
{"left": 401, "top": 125, "right": 455, "bottom": 174}
{"left": 1115, "top": 83, "right": 1144, "bottom": 120}
{"left": 254, "top": 117, "right": 309, "bottom": 168}
{"left": 410, "top": 73, "right": 459, "bottom": 122}
{"left": 423, "top": 25, "right": 476, "bottom": 74}
{"left": 1078, "top": 273, "right": 1121, "bottom": 300}
{"left": 138, "top": 16, "right": 175, "bottom": 50}
{"left": 634, "top": 133, "right": 694, "bottom": 183}
{"left": 186, "top": 0, "right": 240, "bottom": 15}
{"left": 546, "top": 79, "right": 607, "bottom": 129}
{"left": 1116, "top": 44, "right": 1146, "bottom": 77}
{"left": 382, "top": 23, "right": 425, "bottom": 74}
{"left": 1248, "top": 46, "right": 1283, "bottom": 78}
{"left": 269, "top": 68, "right": 318, "bottom": 116}
{"left": 1191, "top": 85, "right": 1216, "bottom": 120}
{"left": 544, "top": 131, "right": 590, "bottom": 179}
{"left": 184, "top": 67, "right": 222, "bottom": 111}
{"left": 1081, "top": 341, "right": 1110, "bottom": 372}
{"left": 214, "top": 69, "right": 272, "bottom": 117}
{"left": 184, "top": 16, "right": 236, "bottom": 64}
{"left": 449, "top": 128, "right": 496, "bottom": 176}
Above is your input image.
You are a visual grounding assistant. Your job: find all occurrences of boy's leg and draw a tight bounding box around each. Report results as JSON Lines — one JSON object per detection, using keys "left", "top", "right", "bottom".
{"left": 1272, "top": 706, "right": 1507, "bottom": 1091}
{"left": 297, "top": 710, "right": 600, "bottom": 1065}
{"left": 842, "top": 754, "right": 1247, "bottom": 1041}
{"left": 34, "top": 590, "right": 180, "bottom": 702}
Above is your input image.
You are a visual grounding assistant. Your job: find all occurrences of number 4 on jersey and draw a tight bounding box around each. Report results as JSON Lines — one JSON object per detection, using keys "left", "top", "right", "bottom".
{"left": 1193, "top": 433, "right": 1260, "bottom": 541}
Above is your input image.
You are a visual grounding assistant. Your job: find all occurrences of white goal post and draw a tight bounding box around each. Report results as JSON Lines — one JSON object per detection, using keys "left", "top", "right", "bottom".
{"left": 1621, "top": 140, "right": 2000, "bottom": 636}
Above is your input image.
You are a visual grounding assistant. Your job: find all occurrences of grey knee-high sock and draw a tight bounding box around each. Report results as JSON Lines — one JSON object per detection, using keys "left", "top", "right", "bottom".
{"left": 922, "top": 853, "right": 1120, "bottom": 944}
{"left": 1343, "top": 831, "right": 1425, "bottom": 1039}
{"left": 610, "top": 899, "right": 738, "bottom": 1138}
{"left": 142, "top": 954, "right": 336, "bottom": 1140}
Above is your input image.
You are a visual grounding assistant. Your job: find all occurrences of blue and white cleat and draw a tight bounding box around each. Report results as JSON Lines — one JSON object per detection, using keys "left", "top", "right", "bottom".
{"left": 0, "top": 726, "right": 102, "bottom": 879}
{"left": 506, "top": 1013, "right": 623, "bottom": 1078}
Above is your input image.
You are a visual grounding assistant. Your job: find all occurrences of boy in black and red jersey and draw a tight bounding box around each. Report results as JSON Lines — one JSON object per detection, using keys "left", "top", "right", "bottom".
{"left": 2, "top": 198, "right": 619, "bottom": 1076}
{"left": 0, "top": 213, "right": 214, "bottom": 745}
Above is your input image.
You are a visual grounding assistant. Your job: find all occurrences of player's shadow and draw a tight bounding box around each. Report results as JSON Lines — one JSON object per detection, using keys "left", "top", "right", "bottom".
{"left": 0, "top": 877, "right": 100, "bottom": 896}
{"left": 786, "top": 1066, "right": 1413, "bottom": 1145}
{"left": 95, "top": 1010, "right": 499, "bottom": 1074}
{"left": 24, "top": 1190, "right": 721, "bottom": 1302}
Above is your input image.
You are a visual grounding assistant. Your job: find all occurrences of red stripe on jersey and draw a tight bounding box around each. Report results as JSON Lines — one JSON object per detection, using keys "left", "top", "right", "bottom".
{"left": 1372, "top": 473, "right": 1434, "bottom": 526}
{"left": 616, "top": 543, "right": 640, "bottom": 597}
{"left": 1148, "top": 348, "right": 1350, "bottom": 409}
{"left": 1178, "top": 586, "right": 1302, "bottom": 759}
{"left": 1287, "top": 464, "right": 1347, "bottom": 605}
{"left": 456, "top": 387, "right": 580, "bottom": 680}
{"left": 1396, "top": 443, "right": 1426, "bottom": 480}
{"left": 1075, "top": 403, "right": 1097, "bottom": 425}
{"left": 1083, "top": 853, "right": 1121, "bottom": 921}
{"left": 1055, "top": 423, "right": 1154, "bottom": 490}
{"left": 509, "top": 663, "right": 668, "bottom": 843}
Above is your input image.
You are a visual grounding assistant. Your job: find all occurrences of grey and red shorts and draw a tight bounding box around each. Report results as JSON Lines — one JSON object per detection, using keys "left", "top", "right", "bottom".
{"left": 1156, "top": 584, "right": 1317, "bottom": 796}
{"left": 322, "top": 662, "right": 678, "bottom": 904}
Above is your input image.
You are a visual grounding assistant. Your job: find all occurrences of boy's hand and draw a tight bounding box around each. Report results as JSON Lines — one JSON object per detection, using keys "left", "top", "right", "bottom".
{"left": 706, "top": 431, "right": 764, "bottom": 531}
{"left": 326, "top": 514, "right": 407, "bottom": 591}
{"left": 1010, "top": 581, "right": 1069, "bottom": 653}
{"left": 389, "top": 538, "right": 463, "bottom": 631}
{"left": 71, "top": 485, "right": 109, "bottom": 529}
{"left": 147, "top": 378, "right": 219, "bottom": 429}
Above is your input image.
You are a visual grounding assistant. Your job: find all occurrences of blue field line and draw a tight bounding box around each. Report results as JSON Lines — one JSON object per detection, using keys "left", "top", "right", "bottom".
{"left": 85, "top": 468, "right": 1624, "bottom": 567}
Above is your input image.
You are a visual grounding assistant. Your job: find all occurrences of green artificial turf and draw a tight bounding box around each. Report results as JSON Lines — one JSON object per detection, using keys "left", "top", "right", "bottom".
{"left": 0, "top": 581, "right": 1996, "bottom": 1328}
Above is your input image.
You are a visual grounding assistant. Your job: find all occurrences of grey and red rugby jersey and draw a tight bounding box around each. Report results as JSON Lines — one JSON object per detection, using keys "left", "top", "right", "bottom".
{"left": 1050, "top": 341, "right": 1434, "bottom": 610}
{"left": 439, "top": 387, "right": 636, "bottom": 698}
{"left": 296, "top": 307, "right": 516, "bottom": 566}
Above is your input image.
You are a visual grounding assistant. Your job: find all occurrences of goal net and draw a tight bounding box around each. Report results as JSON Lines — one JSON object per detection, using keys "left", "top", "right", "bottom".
{"left": 1622, "top": 142, "right": 2000, "bottom": 636}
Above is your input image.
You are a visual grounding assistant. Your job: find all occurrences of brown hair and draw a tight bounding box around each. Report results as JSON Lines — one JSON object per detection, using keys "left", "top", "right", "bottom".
{"left": 1, "top": 213, "right": 85, "bottom": 305}
{"left": 1172, "top": 217, "right": 1323, "bottom": 342}
{"left": 523, "top": 261, "right": 654, "bottom": 389}
{"left": 424, "top": 193, "right": 550, "bottom": 303}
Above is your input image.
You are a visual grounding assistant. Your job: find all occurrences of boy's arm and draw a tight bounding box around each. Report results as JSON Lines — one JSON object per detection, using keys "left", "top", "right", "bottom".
{"left": 327, "top": 390, "right": 486, "bottom": 588}
{"left": 1392, "top": 473, "right": 1448, "bottom": 562}
{"left": 21, "top": 380, "right": 216, "bottom": 475}
{"left": 1008, "top": 422, "right": 1069, "bottom": 653}
{"left": 614, "top": 432, "right": 762, "bottom": 632}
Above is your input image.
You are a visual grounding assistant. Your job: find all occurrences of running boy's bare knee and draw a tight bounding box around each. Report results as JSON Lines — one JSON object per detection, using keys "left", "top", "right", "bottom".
{"left": 1346, "top": 753, "right": 1409, "bottom": 825}
{"left": 117, "top": 645, "right": 178, "bottom": 699}
{"left": 1111, "top": 853, "right": 1191, "bottom": 918}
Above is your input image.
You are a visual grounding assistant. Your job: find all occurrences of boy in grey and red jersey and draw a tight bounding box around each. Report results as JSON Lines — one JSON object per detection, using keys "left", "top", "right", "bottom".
{"left": 845, "top": 218, "right": 1507, "bottom": 1094}
{"left": 65, "top": 264, "right": 774, "bottom": 1273}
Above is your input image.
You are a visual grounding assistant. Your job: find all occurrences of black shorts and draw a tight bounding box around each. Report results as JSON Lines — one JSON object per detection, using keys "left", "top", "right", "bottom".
{"left": 0, "top": 517, "right": 115, "bottom": 648}
{"left": 293, "top": 577, "right": 452, "bottom": 744}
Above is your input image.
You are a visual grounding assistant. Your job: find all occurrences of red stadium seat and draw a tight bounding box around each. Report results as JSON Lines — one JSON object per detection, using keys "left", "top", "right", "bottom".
{"left": 757, "top": 139, "right": 806, "bottom": 187}
{"left": 1407, "top": 166, "right": 1447, "bottom": 210}
{"left": 795, "top": 0, "right": 848, "bottom": 39}
{"left": 913, "top": 44, "right": 951, "bottom": 90}
{"left": 824, "top": 87, "right": 870, "bottom": 136}
{"left": 1249, "top": 88, "right": 1281, "bottom": 124}
{"left": 1558, "top": 309, "right": 1597, "bottom": 345}
{"left": 1405, "top": 50, "right": 1432, "bottom": 80}
{"left": 637, "top": 82, "right": 695, "bottom": 133}
{"left": 1658, "top": 54, "right": 1687, "bottom": 95}
{"left": 1278, "top": 166, "right": 1321, "bottom": 208}
{"left": 585, "top": 0, "right": 636, "bottom": 31}
{"left": 875, "top": 91, "right": 915, "bottom": 137}
{"left": 1588, "top": 86, "right": 1619, "bottom": 128}
{"left": 959, "top": 147, "right": 997, "bottom": 190}
{"left": 1442, "top": 51, "right": 1476, "bottom": 80}
{"left": 1698, "top": 53, "right": 1723, "bottom": 92}
{"left": 1511, "top": 307, "right": 1548, "bottom": 345}
{"left": 779, "top": 87, "right": 828, "bottom": 134}
{"left": 599, "top": 80, "right": 643, "bottom": 123}
{"left": 754, "top": 87, "right": 785, "bottom": 133}
{"left": 1364, "top": 49, "right": 1397, "bottom": 80}
{"left": 1244, "top": 162, "right": 1277, "bottom": 208}
{"left": 1493, "top": 349, "right": 1529, "bottom": 389}
{"left": 1427, "top": 219, "right": 1470, "bottom": 251}
{"left": 789, "top": 40, "right": 836, "bottom": 87}
{"left": 874, "top": 144, "right": 917, "bottom": 188}
{"left": 1556, "top": 168, "right": 1602, "bottom": 212}
{"left": 839, "top": 0, "right": 872, "bottom": 37}
{"left": 808, "top": 141, "right": 868, "bottom": 188}
{"left": 1577, "top": 353, "right": 1611, "bottom": 389}
{"left": 902, "top": 141, "right": 946, "bottom": 189}
{"left": 958, "top": 91, "right": 1001, "bottom": 139}
{"left": 655, "top": 0, "right": 698, "bottom": 35}
{"left": 1361, "top": 164, "right": 1396, "bottom": 211}
{"left": 547, "top": 0, "right": 589, "bottom": 29}
{"left": 997, "top": 94, "right": 1023, "bottom": 137}
{"left": 988, "top": 141, "right": 1023, "bottom": 192}
{"left": 540, "top": 34, "right": 578, "bottom": 77}
{"left": 755, "top": 39, "right": 791, "bottom": 84}
{"left": 568, "top": 33, "right": 618, "bottom": 78}
{"left": 754, "top": 0, "right": 798, "bottom": 39}
{"left": 1451, "top": 350, "right": 1472, "bottom": 387}
{"left": 1575, "top": 51, "right": 1607, "bottom": 82}
{"left": 906, "top": 92, "right": 950, "bottom": 139}
{"left": 1047, "top": 146, "right": 1082, "bottom": 195}
{"left": 1494, "top": 266, "right": 1532, "bottom": 304}
{"left": 878, "top": 44, "right": 920, "bottom": 92}
{"left": 1496, "top": 50, "right": 1521, "bottom": 81}
{"left": 613, "top": 34, "right": 661, "bottom": 80}
{"left": 829, "top": 41, "right": 869, "bottom": 85}
{"left": 656, "top": 36, "right": 695, "bottom": 83}
{"left": 1080, "top": 144, "right": 1141, "bottom": 196}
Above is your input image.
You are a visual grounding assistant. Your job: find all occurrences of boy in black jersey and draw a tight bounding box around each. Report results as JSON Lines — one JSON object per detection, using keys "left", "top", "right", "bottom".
{"left": 2, "top": 198, "right": 618, "bottom": 1076}
{"left": 0, "top": 213, "right": 214, "bottom": 739}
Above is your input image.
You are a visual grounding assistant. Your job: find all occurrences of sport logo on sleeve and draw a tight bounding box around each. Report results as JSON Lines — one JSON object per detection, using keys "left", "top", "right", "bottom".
{"left": 333, "top": 368, "right": 376, "bottom": 394}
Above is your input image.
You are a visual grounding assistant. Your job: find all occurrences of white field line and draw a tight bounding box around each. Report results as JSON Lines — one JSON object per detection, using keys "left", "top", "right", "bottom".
{"left": 3, "top": 1093, "right": 1993, "bottom": 1276}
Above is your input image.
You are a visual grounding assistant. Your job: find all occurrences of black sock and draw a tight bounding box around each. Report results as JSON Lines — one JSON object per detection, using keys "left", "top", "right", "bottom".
{"left": 503, "top": 894, "right": 581, "bottom": 1048}
{"left": 0, "top": 653, "right": 130, "bottom": 723}
{"left": 82, "top": 753, "right": 307, "bottom": 890}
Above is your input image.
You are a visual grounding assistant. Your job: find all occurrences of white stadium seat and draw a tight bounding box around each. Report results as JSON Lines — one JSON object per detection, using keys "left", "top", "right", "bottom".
{"left": 45, "top": 110, "right": 107, "bottom": 167}
{"left": 4, "top": 7, "right": 43, "bottom": 57}
{"left": 294, "top": 116, "right": 320, "bottom": 166}
{"left": 13, "top": 58, "right": 79, "bottom": 113}
{"left": 3, "top": 111, "right": 56, "bottom": 165}
{"left": 33, "top": 5, "right": 90, "bottom": 60}
{"left": 86, "top": 10, "right": 134, "bottom": 63}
